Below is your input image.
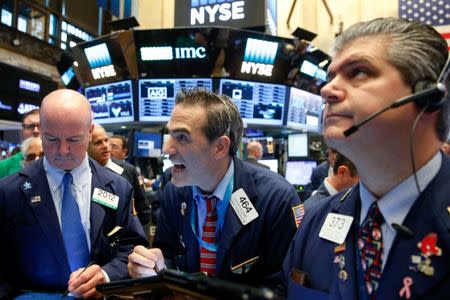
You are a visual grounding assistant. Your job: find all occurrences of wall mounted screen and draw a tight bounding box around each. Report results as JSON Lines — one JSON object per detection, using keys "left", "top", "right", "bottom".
{"left": 138, "top": 78, "right": 213, "bottom": 122}
{"left": 220, "top": 78, "right": 286, "bottom": 126}
{"left": 85, "top": 80, "right": 134, "bottom": 124}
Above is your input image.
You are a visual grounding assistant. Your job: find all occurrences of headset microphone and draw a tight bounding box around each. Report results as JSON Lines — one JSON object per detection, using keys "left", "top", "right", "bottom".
{"left": 343, "top": 83, "right": 446, "bottom": 137}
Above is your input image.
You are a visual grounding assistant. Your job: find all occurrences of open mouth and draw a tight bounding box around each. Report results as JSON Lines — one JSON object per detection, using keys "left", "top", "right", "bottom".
{"left": 173, "top": 163, "right": 186, "bottom": 171}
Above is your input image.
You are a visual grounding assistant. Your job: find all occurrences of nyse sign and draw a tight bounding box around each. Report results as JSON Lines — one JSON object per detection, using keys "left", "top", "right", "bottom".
{"left": 240, "top": 38, "right": 278, "bottom": 77}
{"left": 190, "top": 1, "right": 245, "bottom": 25}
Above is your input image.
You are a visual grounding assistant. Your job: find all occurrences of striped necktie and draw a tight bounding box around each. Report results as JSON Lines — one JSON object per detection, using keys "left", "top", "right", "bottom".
{"left": 61, "top": 172, "right": 90, "bottom": 272}
{"left": 200, "top": 196, "right": 217, "bottom": 276}
{"left": 358, "top": 201, "right": 384, "bottom": 299}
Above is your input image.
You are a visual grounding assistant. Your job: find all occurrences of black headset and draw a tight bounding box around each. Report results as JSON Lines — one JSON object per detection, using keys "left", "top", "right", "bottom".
{"left": 412, "top": 80, "right": 447, "bottom": 112}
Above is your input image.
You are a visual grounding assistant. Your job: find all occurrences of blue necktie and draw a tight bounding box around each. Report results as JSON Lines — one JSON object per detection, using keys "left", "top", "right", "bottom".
{"left": 61, "top": 172, "right": 89, "bottom": 272}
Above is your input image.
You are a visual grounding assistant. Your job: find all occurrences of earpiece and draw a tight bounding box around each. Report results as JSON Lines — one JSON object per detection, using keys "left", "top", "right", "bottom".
{"left": 413, "top": 80, "right": 447, "bottom": 112}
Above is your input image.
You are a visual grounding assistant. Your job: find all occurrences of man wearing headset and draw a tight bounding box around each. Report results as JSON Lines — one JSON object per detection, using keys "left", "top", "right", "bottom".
{"left": 280, "top": 17, "right": 450, "bottom": 299}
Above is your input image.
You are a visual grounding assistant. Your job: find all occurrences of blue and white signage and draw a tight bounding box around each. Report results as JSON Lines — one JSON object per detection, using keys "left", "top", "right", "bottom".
{"left": 84, "top": 43, "right": 117, "bottom": 80}
{"left": 241, "top": 38, "right": 278, "bottom": 77}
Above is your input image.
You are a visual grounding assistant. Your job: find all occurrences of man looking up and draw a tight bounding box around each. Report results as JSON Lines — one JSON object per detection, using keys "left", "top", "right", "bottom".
{"left": 0, "top": 89, "right": 147, "bottom": 299}
{"left": 280, "top": 17, "right": 450, "bottom": 299}
{"left": 128, "top": 88, "right": 301, "bottom": 288}
{"left": 0, "top": 108, "right": 40, "bottom": 178}
{"left": 87, "top": 124, "right": 152, "bottom": 231}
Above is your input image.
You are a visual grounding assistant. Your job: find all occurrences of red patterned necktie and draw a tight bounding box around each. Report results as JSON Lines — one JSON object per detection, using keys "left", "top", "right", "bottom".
{"left": 358, "top": 202, "right": 384, "bottom": 299}
{"left": 200, "top": 197, "right": 217, "bottom": 275}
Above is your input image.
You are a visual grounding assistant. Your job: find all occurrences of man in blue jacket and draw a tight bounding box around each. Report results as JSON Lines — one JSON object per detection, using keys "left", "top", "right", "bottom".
{"left": 280, "top": 17, "right": 450, "bottom": 299}
{"left": 0, "top": 89, "right": 148, "bottom": 299}
{"left": 128, "top": 88, "right": 301, "bottom": 288}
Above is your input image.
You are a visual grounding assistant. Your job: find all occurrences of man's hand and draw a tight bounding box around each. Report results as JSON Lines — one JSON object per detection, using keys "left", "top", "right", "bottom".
{"left": 67, "top": 264, "right": 105, "bottom": 299}
{"left": 128, "top": 245, "right": 165, "bottom": 278}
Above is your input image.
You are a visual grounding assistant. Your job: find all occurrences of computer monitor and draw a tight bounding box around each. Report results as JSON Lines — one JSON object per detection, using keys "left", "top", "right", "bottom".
{"left": 286, "top": 87, "right": 323, "bottom": 132}
{"left": 259, "top": 159, "right": 278, "bottom": 173}
{"left": 219, "top": 78, "right": 286, "bottom": 126}
{"left": 244, "top": 137, "right": 275, "bottom": 159}
{"left": 138, "top": 78, "right": 213, "bottom": 122}
{"left": 85, "top": 80, "right": 134, "bottom": 124}
{"left": 288, "top": 133, "right": 308, "bottom": 158}
{"left": 285, "top": 160, "right": 317, "bottom": 185}
{"left": 133, "top": 132, "right": 162, "bottom": 157}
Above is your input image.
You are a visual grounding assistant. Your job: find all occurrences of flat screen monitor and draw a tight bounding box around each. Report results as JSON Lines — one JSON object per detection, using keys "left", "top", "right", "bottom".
{"left": 219, "top": 79, "right": 286, "bottom": 126}
{"left": 138, "top": 78, "right": 213, "bottom": 122}
{"left": 286, "top": 87, "right": 323, "bottom": 132}
{"left": 288, "top": 133, "right": 308, "bottom": 158}
{"left": 285, "top": 160, "right": 317, "bottom": 185}
{"left": 133, "top": 132, "right": 162, "bottom": 157}
{"left": 259, "top": 159, "right": 278, "bottom": 173}
{"left": 244, "top": 137, "right": 275, "bottom": 158}
{"left": 85, "top": 80, "right": 134, "bottom": 124}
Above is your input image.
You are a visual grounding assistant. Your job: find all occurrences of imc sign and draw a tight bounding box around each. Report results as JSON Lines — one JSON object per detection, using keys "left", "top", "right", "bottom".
{"left": 175, "top": 0, "right": 266, "bottom": 28}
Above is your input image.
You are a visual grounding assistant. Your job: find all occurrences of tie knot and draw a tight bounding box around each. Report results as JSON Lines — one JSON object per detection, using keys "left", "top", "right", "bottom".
{"left": 366, "top": 202, "right": 383, "bottom": 223}
{"left": 62, "top": 172, "right": 73, "bottom": 188}
{"left": 204, "top": 196, "right": 217, "bottom": 213}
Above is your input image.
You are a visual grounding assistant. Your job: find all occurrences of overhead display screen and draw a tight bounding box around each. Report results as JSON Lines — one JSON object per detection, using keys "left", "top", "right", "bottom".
{"left": 85, "top": 80, "right": 134, "bottom": 124}
{"left": 134, "top": 28, "right": 225, "bottom": 78}
{"left": 219, "top": 78, "right": 286, "bottom": 126}
{"left": 286, "top": 87, "right": 324, "bottom": 132}
{"left": 138, "top": 78, "right": 213, "bottom": 122}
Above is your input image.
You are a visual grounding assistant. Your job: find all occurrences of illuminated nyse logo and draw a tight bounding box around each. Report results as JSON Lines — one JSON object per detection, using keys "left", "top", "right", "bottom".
{"left": 190, "top": 0, "right": 244, "bottom": 25}
{"left": 140, "top": 46, "right": 206, "bottom": 61}
{"left": 147, "top": 87, "right": 167, "bottom": 99}
{"left": 241, "top": 38, "right": 278, "bottom": 77}
{"left": 84, "top": 43, "right": 117, "bottom": 80}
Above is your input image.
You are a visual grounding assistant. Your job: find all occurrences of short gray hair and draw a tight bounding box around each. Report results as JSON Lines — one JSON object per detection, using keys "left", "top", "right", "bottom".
{"left": 333, "top": 17, "right": 449, "bottom": 141}
{"left": 175, "top": 88, "right": 244, "bottom": 156}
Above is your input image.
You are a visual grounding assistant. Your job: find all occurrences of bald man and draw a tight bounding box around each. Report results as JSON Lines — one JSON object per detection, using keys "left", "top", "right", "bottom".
{"left": 0, "top": 89, "right": 147, "bottom": 299}
{"left": 245, "top": 141, "right": 269, "bottom": 169}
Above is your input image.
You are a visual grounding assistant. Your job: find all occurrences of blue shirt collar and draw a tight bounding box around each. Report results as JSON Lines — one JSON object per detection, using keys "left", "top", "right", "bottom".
{"left": 44, "top": 155, "right": 91, "bottom": 192}
{"left": 359, "top": 151, "right": 442, "bottom": 230}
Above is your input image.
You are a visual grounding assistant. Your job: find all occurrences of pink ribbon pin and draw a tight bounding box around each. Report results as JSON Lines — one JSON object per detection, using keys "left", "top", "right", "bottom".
{"left": 399, "top": 277, "right": 413, "bottom": 299}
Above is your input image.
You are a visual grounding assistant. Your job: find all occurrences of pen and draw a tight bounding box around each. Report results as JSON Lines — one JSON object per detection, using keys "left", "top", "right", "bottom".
{"left": 61, "top": 261, "right": 95, "bottom": 298}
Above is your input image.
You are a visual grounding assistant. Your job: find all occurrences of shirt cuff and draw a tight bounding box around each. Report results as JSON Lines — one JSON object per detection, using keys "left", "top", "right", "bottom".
{"left": 101, "top": 269, "right": 110, "bottom": 282}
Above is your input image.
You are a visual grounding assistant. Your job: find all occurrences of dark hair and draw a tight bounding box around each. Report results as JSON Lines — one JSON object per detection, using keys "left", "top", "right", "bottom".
{"left": 110, "top": 134, "right": 128, "bottom": 151}
{"left": 333, "top": 17, "right": 449, "bottom": 141}
{"left": 333, "top": 152, "right": 358, "bottom": 177}
{"left": 175, "top": 88, "right": 243, "bottom": 156}
{"left": 22, "top": 109, "right": 40, "bottom": 124}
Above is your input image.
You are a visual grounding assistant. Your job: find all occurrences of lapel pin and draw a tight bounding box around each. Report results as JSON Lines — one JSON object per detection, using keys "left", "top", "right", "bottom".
{"left": 180, "top": 202, "right": 187, "bottom": 216}
{"left": 338, "top": 269, "right": 348, "bottom": 281}
{"left": 399, "top": 277, "right": 413, "bottom": 299}
{"left": 334, "top": 243, "right": 346, "bottom": 253}
{"left": 23, "top": 181, "right": 32, "bottom": 190}
{"left": 418, "top": 233, "right": 442, "bottom": 257}
{"left": 30, "top": 196, "right": 41, "bottom": 203}
{"left": 447, "top": 206, "right": 450, "bottom": 215}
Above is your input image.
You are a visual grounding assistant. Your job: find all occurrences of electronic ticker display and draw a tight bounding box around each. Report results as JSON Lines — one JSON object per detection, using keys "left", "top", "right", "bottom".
{"left": 138, "top": 78, "right": 213, "bottom": 122}
{"left": 286, "top": 86, "right": 323, "bottom": 132}
{"left": 85, "top": 80, "right": 134, "bottom": 124}
{"left": 219, "top": 78, "right": 285, "bottom": 126}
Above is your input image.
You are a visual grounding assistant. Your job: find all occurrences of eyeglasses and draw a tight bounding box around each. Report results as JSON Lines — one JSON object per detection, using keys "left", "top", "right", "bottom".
{"left": 25, "top": 152, "right": 44, "bottom": 162}
{"left": 22, "top": 123, "right": 40, "bottom": 130}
